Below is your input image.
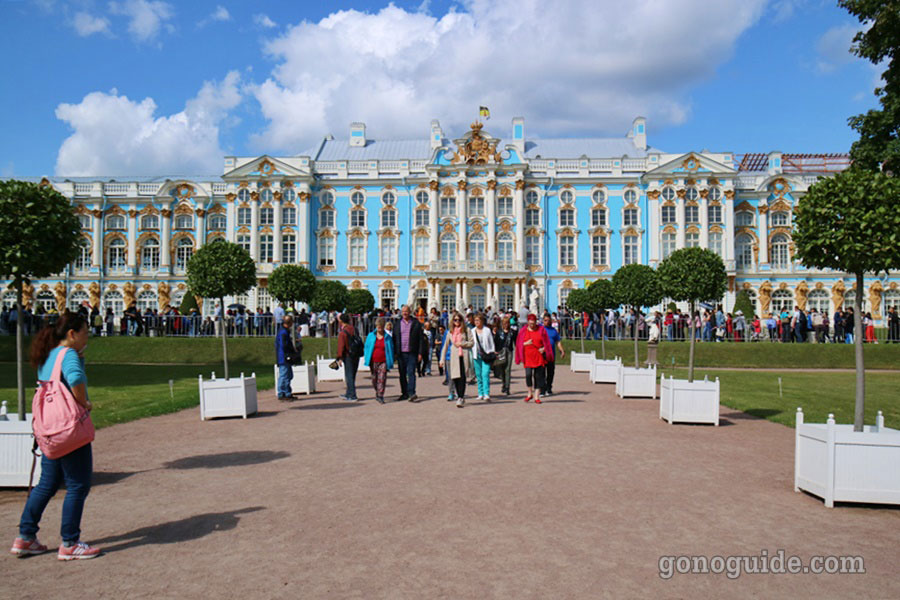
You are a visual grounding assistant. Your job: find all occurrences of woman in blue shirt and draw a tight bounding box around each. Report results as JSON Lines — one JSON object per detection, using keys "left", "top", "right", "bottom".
{"left": 10, "top": 312, "right": 100, "bottom": 560}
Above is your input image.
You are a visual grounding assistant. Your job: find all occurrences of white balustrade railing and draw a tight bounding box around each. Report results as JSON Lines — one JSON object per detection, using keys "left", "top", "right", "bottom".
{"left": 313, "top": 161, "right": 341, "bottom": 173}
{"left": 379, "top": 160, "right": 405, "bottom": 171}
{"left": 556, "top": 159, "right": 582, "bottom": 170}
{"left": 735, "top": 176, "right": 759, "bottom": 189}
{"left": 138, "top": 183, "right": 159, "bottom": 195}
{"left": 409, "top": 160, "right": 427, "bottom": 172}
{"left": 347, "top": 160, "right": 370, "bottom": 172}
{"left": 622, "top": 159, "right": 646, "bottom": 170}
{"left": 211, "top": 183, "right": 228, "bottom": 194}
{"left": 73, "top": 183, "right": 94, "bottom": 195}
{"left": 428, "top": 259, "right": 525, "bottom": 272}
{"left": 104, "top": 183, "right": 129, "bottom": 195}
{"left": 589, "top": 159, "right": 615, "bottom": 170}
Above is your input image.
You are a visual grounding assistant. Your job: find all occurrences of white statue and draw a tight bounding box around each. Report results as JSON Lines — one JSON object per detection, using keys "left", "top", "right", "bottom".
{"left": 406, "top": 286, "right": 416, "bottom": 309}
{"left": 489, "top": 295, "right": 498, "bottom": 314}
{"left": 529, "top": 286, "right": 540, "bottom": 314}
{"left": 647, "top": 315, "right": 660, "bottom": 344}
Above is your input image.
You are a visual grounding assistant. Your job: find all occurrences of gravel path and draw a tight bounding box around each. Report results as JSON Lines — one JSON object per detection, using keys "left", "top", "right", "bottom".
{"left": 2, "top": 366, "right": 897, "bottom": 598}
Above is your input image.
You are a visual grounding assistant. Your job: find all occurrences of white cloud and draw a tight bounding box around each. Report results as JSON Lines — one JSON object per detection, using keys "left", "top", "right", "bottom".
{"left": 254, "top": 13, "right": 276, "bottom": 28}
{"left": 72, "top": 11, "right": 111, "bottom": 36}
{"left": 250, "top": 0, "right": 768, "bottom": 154}
{"left": 815, "top": 24, "right": 860, "bottom": 72}
{"left": 55, "top": 71, "right": 243, "bottom": 176}
{"left": 199, "top": 5, "right": 231, "bottom": 27}
{"left": 108, "top": 0, "right": 174, "bottom": 43}
{"left": 770, "top": 0, "right": 804, "bottom": 23}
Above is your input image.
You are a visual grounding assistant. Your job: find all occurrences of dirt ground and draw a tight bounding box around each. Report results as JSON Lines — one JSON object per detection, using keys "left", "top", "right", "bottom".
{"left": 1, "top": 365, "right": 898, "bottom": 599}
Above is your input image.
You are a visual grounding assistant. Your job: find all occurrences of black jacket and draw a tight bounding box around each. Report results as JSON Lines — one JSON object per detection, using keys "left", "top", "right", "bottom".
{"left": 393, "top": 317, "right": 427, "bottom": 358}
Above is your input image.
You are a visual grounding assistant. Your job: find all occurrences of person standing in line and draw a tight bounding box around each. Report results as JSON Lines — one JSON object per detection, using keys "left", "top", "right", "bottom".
{"left": 864, "top": 312, "right": 877, "bottom": 343}
{"left": 888, "top": 306, "right": 900, "bottom": 343}
{"left": 540, "top": 313, "right": 565, "bottom": 397}
{"left": 733, "top": 310, "right": 746, "bottom": 342}
{"left": 275, "top": 315, "right": 296, "bottom": 400}
{"left": 394, "top": 304, "right": 426, "bottom": 402}
{"left": 515, "top": 314, "right": 554, "bottom": 404}
{"left": 418, "top": 321, "right": 435, "bottom": 377}
{"left": 363, "top": 317, "right": 394, "bottom": 404}
{"left": 471, "top": 313, "right": 496, "bottom": 402}
{"left": 336, "top": 313, "right": 360, "bottom": 402}
{"left": 10, "top": 311, "right": 101, "bottom": 560}
{"left": 844, "top": 307, "right": 855, "bottom": 344}
{"left": 493, "top": 316, "right": 516, "bottom": 395}
{"left": 439, "top": 325, "right": 455, "bottom": 400}
{"left": 440, "top": 312, "right": 474, "bottom": 407}
{"left": 833, "top": 308, "right": 844, "bottom": 343}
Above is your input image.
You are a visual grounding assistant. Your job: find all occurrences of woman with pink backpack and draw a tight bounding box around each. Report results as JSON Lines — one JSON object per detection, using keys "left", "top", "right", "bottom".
{"left": 10, "top": 311, "right": 101, "bottom": 560}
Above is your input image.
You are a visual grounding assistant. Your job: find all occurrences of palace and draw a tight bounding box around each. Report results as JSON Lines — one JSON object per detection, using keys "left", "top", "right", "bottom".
{"left": 4, "top": 117, "right": 899, "bottom": 322}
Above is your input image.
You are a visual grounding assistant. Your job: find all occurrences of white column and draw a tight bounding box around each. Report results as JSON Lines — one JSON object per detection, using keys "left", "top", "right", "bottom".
{"left": 127, "top": 206, "right": 137, "bottom": 273}
{"left": 226, "top": 196, "right": 236, "bottom": 243}
{"left": 461, "top": 279, "right": 468, "bottom": 306}
{"left": 514, "top": 182, "right": 525, "bottom": 262}
{"left": 648, "top": 194, "right": 660, "bottom": 264}
{"left": 457, "top": 182, "right": 467, "bottom": 262}
{"left": 486, "top": 182, "right": 497, "bottom": 261}
{"left": 273, "top": 194, "right": 283, "bottom": 263}
{"left": 699, "top": 195, "right": 709, "bottom": 248}
{"left": 298, "top": 189, "right": 310, "bottom": 265}
{"left": 724, "top": 191, "right": 735, "bottom": 266}
{"left": 455, "top": 280, "right": 462, "bottom": 306}
{"left": 92, "top": 210, "right": 103, "bottom": 268}
{"left": 195, "top": 208, "right": 205, "bottom": 250}
{"left": 513, "top": 280, "right": 520, "bottom": 311}
{"left": 758, "top": 205, "right": 768, "bottom": 265}
{"left": 250, "top": 194, "right": 260, "bottom": 261}
{"left": 160, "top": 207, "right": 172, "bottom": 271}
{"left": 428, "top": 183, "right": 438, "bottom": 265}
{"left": 676, "top": 194, "right": 686, "bottom": 249}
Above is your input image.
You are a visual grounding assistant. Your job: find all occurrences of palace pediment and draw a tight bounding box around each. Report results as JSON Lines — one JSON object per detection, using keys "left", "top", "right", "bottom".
{"left": 645, "top": 152, "right": 736, "bottom": 177}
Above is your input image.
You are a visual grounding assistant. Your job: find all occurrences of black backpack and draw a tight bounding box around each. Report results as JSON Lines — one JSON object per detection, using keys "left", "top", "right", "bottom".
{"left": 347, "top": 331, "right": 364, "bottom": 358}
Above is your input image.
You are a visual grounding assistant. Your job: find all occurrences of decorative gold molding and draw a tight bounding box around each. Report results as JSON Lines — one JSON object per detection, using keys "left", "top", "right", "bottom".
{"left": 647, "top": 190, "right": 660, "bottom": 200}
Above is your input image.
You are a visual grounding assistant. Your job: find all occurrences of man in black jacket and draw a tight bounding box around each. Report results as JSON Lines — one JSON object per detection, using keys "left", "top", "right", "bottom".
{"left": 394, "top": 304, "right": 427, "bottom": 402}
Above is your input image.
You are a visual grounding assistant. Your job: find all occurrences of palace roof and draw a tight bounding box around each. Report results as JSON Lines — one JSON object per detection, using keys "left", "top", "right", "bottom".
{"left": 736, "top": 153, "right": 850, "bottom": 173}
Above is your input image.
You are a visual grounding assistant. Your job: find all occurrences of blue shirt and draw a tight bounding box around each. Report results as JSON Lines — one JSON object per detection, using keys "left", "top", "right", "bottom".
{"left": 38, "top": 346, "right": 87, "bottom": 397}
{"left": 544, "top": 326, "right": 561, "bottom": 362}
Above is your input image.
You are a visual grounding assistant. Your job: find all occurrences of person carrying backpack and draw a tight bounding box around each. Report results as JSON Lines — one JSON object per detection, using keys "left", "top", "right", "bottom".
{"left": 336, "top": 313, "right": 363, "bottom": 402}
{"left": 10, "top": 311, "right": 101, "bottom": 560}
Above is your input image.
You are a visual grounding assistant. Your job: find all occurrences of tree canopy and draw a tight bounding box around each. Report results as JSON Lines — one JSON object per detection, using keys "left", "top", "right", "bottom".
{"left": 612, "top": 264, "right": 662, "bottom": 309}
{"left": 346, "top": 288, "right": 375, "bottom": 315}
{"left": 657, "top": 247, "right": 727, "bottom": 304}
{"left": 311, "top": 280, "right": 349, "bottom": 313}
{"left": 268, "top": 264, "right": 316, "bottom": 307}
{"left": 186, "top": 241, "right": 257, "bottom": 301}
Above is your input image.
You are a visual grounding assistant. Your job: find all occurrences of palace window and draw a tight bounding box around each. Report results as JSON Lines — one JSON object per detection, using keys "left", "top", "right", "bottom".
{"left": 175, "top": 214, "right": 193, "bottom": 230}
{"left": 499, "top": 285, "right": 514, "bottom": 312}
{"left": 685, "top": 188, "right": 699, "bottom": 201}
{"left": 624, "top": 235, "right": 638, "bottom": 265}
{"left": 624, "top": 189, "right": 638, "bottom": 203}
{"left": 708, "top": 204, "right": 722, "bottom": 224}
{"left": 382, "top": 191, "right": 396, "bottom": 206}
{"left": 261, "top": 189, "right": 273, "bottom": 203}
{"left": 136, "top": 290, "right": 157, "bottom": 313}
{"left": 237, "top": 234, "right": 251, "bottom": 254}
{"left": 141, "top": 238, "right": 159, "bottom": 271}
{"left": 468, "top": 194, "right": 485, "bottom": 217}
{"left": 414, "top": 236, "right": 429, "bottom": 266}
{"left": 498, "top": 194, "right": 513, "bottom": 216}
{"left": 771, "top": 211, "right": 790, "bottom": 227}
{"left": 661, "top": 232, "right": 676, "bottom": 259}
{"left": 106, "top": 214, "right": 125, "bottom": 230}
{"left": 257, "top": 287, "right": 272, "bottom": 311}
{"left": 381, "top": 288, "right": 397, "bottom": 311}
{"left": 319, "top": 208, "right": 335, "bottom": 229}
{"left": 685, "top": 205, "right": 699, "bottom": 223}
{"left": 709, "top": 232, "right": 723, "bottom": 257}
{"left": 440, "top": 233, "right": 457, "bottom": 262}
{"left": 686, "top": 232, "right": 699, "bottom": 248}
{"left": 591, "top": 235, "right": 607, "bottom": 267}
{"left": 106, "top": 238, "right": 126, "bottom": 272}
{"left": 497, "top": 233, "right": 513, "bottom": 264}
{"left": 883, "top": 289, "right": 900, "bottom": 312}
{"left": 661, "top": 187, "right": 676, "bottom": 201}
{"left": 708, "top": 187, "right": 722, "bottom": 201}
{"left": 623, "top": 207, "right": 638, "bottom": 227}
{"left": 350, "top": 208, "right": 366, "bottom": 228}
{"left": 525, "top": 208, "right": 540, "bottom": 227}
{"left": 469, "top": 233, "right": 485, "bottom": 262}
{"left": 415, "top": 207, "right": 429, "bottom": 227}
{"left": 238, "top": 207, "right": 251, "bottom": 226}
{"left": 380, "top": 236, "right": 397, "bottom": 268}
{"left": 349, "top": 237, "right": 366, "bottom": 268}
{"left": 440, "top": 195, "right": 456, "bottom": 217}
{"left": 592, "top": 189, "right": 606, "bottom": 204}
{"left": 259, "top": 235, "right": 274, "bottom": 263}
{"left": 381, "top": 207, "right": 396, "bottom": 229}
{"left": 470, "top": 286, "right": 486, "bottom": 311}
{"left": 351, "top": 191, "right": 366, "bottom": 206}
{"left": 559, "top": 208, "right": 575, "bottom": 228}
{"left": 560, "top": 189, "right": 574, "bottom": 204}
{"left": 74, "top": 238, "right": 91, "bottom": 272}
{"left": 103, "top": 290, "right": 124, "bottom": 316}
{"left": 283, "top": 188, "right": 296, "bottom": 203}
{"left": 318, "top": 237, "right": 334, "bottom": 267}
{"left": 320, "top": 190, "right": 334, "bottom": 205}
{"left": 559, "top": 287, "right": 572, "bottom": 309}
{"left": 844, "top": 290, "right": 867, "bottom": 312}
{"left": 736, "top": 212, "right": 754, "bottom": 227}
{"left": 78, "top": 214, "right": 91, "bottom": 229}
{"left": 237, "top": 189, "right": 251, "bottom": 202}
{"left": 209, "top": 214, "right": 226, "bottom": 230}
{"left": 771, "top": 289, "right": 793, "bottom": 314}
{"left": 771, "top": 234, "right": 790, "bottom": 270}
{"left": 559, "top": 234, "right": 575, "bottom": 267}
{"left": 282, "top": 205, "right": 296, "bottom": 225}
{"left": 808, "top": 289, "right": 829, "bottom": 313}
{"left": 526, "top": 190, "right": 539, "bottom": 204}
{"left": 141, "top": 215, "right": 159, "bottom": 229}
{"left": 525, "top": 235, "right": 540, "bottom": 266}
{"left": 260, "top": 206, "right": 274, "bottom": 226}
{"left": 591, "top": 207, "right": 606, "bottom": 228}
{"left": 736, "top": 234, "right": 754, "bottom": 269}
{"left": 282, "top": 234, "right": 296, "bottom": 263}
{"left": 661, "top": 205, "right": 676, "bottom": 224}
{"left": 175, "top": 238, "right": 193, "bottom": 273}
{"left": 416, "top": 190, "right": 429, "bottom": 205}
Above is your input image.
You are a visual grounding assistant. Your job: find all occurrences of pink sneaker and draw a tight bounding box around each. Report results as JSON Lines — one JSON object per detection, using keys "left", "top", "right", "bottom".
{"left": 10, "top": 537, "right": 48, "bottom": 557}
{"left": 57, "top": 541, "right": 101, "bottom": 561}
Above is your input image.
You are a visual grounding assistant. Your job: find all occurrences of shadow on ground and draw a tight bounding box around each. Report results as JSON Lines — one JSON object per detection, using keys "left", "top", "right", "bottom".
{"left": 163, "top": 451, "right": 290, "bottom": 470}
{"left": 91, "top": 506, "right": 265, "bottom": 553}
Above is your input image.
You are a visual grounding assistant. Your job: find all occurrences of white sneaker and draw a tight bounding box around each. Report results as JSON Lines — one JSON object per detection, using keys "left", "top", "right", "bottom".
{"left": 476, "top": 395, "right": 484, "bottom": 401}
{"left": 456, "top": 398, "right": 465, "bottom": 408}
{"left": 484, "top": 395, "right": 491, "bottom": 403}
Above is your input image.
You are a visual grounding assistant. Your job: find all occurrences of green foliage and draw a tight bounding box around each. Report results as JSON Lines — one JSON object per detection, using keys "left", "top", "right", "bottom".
{"left": 311, "top": 280, "right": 349, "bottom": 312}
{"left": 0, "top": 180, "right": 81, "bottom": 282}
{"left": 178, "top": 291, "right": 199, "bottom": 315}
{"left": 268, "top": 264, "right": 316, "bottom": 307}
{"left": 612, "top": 263, "right": 662, "bottom": 309}
{"left": 563, "top": 288, "right": 591, "bottom": 314}
{"left": 588, "top": 279, "right": 617, "bottom": 311}
{"left": 657, "top": 247, "right": 728, "bottom": 304}
{"left": 186, "top": 241, "right": 256, "bottom": 301}
{"left": 840, "top": 0, "right": 900, "bottom": 172}
{"left": 733, "top": 289, "right": 757, "bottom": 320}
{"left": 794, "top": 169, "right": 900, "bottom": 275}
{"left": 345, "top": 288, "right": 375, "bottom": 314}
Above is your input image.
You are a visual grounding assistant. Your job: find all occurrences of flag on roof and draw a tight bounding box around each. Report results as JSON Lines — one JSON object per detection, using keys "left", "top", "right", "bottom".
{"left": 479, "top": 106, "right": 490, "bottom": 119}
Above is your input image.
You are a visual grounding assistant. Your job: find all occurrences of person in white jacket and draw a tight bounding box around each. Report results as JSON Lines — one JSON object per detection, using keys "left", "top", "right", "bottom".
{"left": 471, "top": 313, "right": 496, "bottom": 403}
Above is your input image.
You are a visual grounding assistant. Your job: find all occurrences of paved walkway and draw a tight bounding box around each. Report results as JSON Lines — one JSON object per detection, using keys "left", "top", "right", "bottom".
{"left": 2, "top": 366, "right": 897, "bottom": 598}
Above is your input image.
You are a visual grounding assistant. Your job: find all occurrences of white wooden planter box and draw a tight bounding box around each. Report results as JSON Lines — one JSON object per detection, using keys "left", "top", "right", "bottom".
{"left": 273, "top": 363, "right": 316, "bottom": 395}
{"left": 659, "top": 375, "right": 720, "bottom": 426}
{"left": 570, "top": 351, "right": 596, "bottom": 373}
{"left": 590, "top": 357, "right": 622, "bottom": 384}
{"left": 199, "top": 372, "right": 257, "bottom": 420}
{"left": 316, "top": 355, "right": 365, "bottom": 382}
{"left": 0, "top": 412, "right": 41, "bottom": 487}
{"left": 615, "top": 365, "right": 657, "bottom": 398}
{"left": 795, "top": 409, "right": 900, "bottom": 507}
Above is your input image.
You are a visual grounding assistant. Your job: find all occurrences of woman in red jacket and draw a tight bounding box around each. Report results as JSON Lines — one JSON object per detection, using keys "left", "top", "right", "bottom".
{"left": 515, "top": 314, "right": 554, "bottom": 404}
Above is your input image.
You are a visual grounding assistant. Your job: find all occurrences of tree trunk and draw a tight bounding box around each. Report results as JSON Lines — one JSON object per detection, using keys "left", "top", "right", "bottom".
{"left": 579, "top": 314, "right": 585, "bottom": 353}
{"left": 633, "top": 308, "right": 639, "bottom": 368}
{"left": 220, "top": 296, "right": 229, "bottom": 380}
{"left": 688, "top": 300, "right": 696, "bottom": 383}
{"left": 15, "top": 278, "right": 25, "bottom": 421}
{"left": 326, "top": 312, "right": 332, "bottom": 356}
{"left": 600, "top": 310, "right": 606, "bottom": 360}
{"left": 854, "top": 272, "right": 865, "bottom": 432}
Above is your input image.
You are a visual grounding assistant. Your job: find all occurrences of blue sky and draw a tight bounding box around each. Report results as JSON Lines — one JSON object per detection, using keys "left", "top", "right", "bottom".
{"left": 0, "top": 0, "right": 881, "bottom": 176}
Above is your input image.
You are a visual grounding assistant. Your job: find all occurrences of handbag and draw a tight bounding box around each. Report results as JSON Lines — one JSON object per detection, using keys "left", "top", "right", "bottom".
{"left": 31, "top": 348, "right": 95, "bottom": 460}
{"left": 493, "top": 347, "right": 508, "bottom": 367}
{"left": 474, "top": 331, "right": 497, "bottom": 363}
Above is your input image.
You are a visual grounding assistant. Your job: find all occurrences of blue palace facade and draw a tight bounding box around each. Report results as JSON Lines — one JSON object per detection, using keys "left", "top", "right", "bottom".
{"left": 5, "top": 116, "right": 899, "bottom": 322}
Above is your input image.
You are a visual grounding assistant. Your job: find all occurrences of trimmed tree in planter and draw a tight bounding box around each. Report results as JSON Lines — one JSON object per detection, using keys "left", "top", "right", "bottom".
{"left": 186, "top": 241, "right": 256, "bottom": 380}
{"left": 794, "top": 168, "right": 900, "bottom": 431}
{"left": 311, "top": 280, "right": 349, "bottom": 356}
{"left": 612, "top": 264, "right": 662, "bottom": 368}
{"left": 589, "top": 279, "right": 617, "bottom": 360}
{"left": 658, "top": 247, "right": 727, "bottom": 382}
{"left": 732, "top": 288, "right": 756, "bottom": 321}
{"left": 346, "top": 288, "right": 375, "bottom": 316}
{"left": 0, "top": 180, "right": 81, "bottom": 419}
{"left": 268, "top": 264, "right": 316, "bottom": 348}
{"left": 563, "top": 287, "right": 591, "bottom": 354}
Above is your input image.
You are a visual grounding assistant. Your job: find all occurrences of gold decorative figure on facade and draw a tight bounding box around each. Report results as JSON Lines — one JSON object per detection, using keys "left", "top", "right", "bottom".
{"left": 869, "top": 281, "right": 883, "bottom": 318}
{"left": 452, "top": 122, "right": 502, "bottom": 165}
{"left": 795, "top": 281, "right": 809, "bottom": 310}
{"left": 123, "top": 282, "right": 136, "bottom": 308}
{"left": 158, "top": 282, "right": 171, "bottom": 310}
{"left": 758, "top": 281, "right": 772, "bottom": 314}
{"left": 831, "top": 280, "right": 845, "bottom": 310}
{"left": 88, "top": 282, "right": 101, "bottom": 308}
{"left": 54, "top": 282, "right": 67, "bottom": 312}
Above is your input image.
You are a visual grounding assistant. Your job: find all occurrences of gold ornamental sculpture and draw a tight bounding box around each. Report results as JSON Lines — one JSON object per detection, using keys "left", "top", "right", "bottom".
{"left": 451, "top": 122, "right": 502, "bottom": 165}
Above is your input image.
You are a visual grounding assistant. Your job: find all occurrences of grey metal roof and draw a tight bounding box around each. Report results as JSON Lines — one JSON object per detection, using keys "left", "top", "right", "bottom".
{"left": 7, "top": 176, "right": 221, "bottom": 183}
{"left": 522, "top": 138, "right": 663, "bottom": 159}
{"left": 305, "top": 138, "right": 442, "bottom": 161}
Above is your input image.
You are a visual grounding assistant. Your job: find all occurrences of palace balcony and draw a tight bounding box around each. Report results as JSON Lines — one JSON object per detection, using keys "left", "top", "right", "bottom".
{"left": 427, "top": 259, "right": 526, "bottom": 275}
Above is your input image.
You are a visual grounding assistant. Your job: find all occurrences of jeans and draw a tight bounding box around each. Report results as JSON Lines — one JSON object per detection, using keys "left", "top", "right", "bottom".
{"left": 277, "top": 364, "right": 293, "bottom": 398}
{"left": 398, "top": 351, "right": 417, "bottom": 397}
{"left": 19, "top": 443, "right": 92, "bottom": 544}
{"left": 473, "top": 357, "right": 491, "bottom": 397}
{"left": 344, "top": 356, "right": 358, "bottom": 400}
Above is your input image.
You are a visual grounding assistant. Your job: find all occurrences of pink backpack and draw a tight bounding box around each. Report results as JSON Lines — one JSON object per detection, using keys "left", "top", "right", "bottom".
{"left": 32, "top": 348, "right": 95, "bottom": 459}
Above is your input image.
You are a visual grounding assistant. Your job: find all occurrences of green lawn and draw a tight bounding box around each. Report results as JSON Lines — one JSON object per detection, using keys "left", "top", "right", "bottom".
{"left": 660, "top": 367, "right": 900, "bottom": 430}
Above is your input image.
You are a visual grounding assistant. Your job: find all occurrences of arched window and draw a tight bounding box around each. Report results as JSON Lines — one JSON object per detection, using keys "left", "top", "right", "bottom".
{"left": 709, "top": 231, "right": 723, "bottom": 257}
{"left": 141, "top": 214, "right": 159, "bottom": 229}
{"left": 685, "top": 187, "right": 699, "bottom": 201}
{"left": 559, "top": 234, "right": 575, "bottom": 267}
{"left": 497, "top": 232, "right": 514, "bottom": 265}
{"left": 349, "top": 236, "right": 365, "bottom": 268}
{"left": 68, "top": 290, "right": 89, "bottom": 312}
{"left": 708, "top": 187, "right": 722, "bottom": 201}
{"left": 771, "top": 234, "right": 790, "bottom": 270}
{"left": 175, "top": 238, "right": 194, "bottom": 272}
{"left": 559, "top": 286, "right": 572, "bottom": 308}
{"left": 282, "top": 188, "right": 296, "bottom": 203}
{"left": 470, "top": 286, "right": 486, "bottom": 310}
{"left": 624, "top": 189, "right": 638, "bottom": 203}
{"left": 237, "top": 206, "right": 251, "bottom": 226}
{"left": 209, "top": 214, "right": 226, "bottom": 230}
{"left": 736, "top": 234, "right": 754, "bottom": 269}
{"left": 559, "top": 207, "right": 575, "bottom": 228}
{"left": 525, "top": 235, "right": 540, "bottom": 266}
{"left": 843, "top": 289, "right": 867, "bottom": 312}
{"left": 661, "top": 232, "right": 676, "bottom": 259}
{"left": 136, "top": 290, "right": 157, "bottom": 312}
{"left": 591, "top": 235, "right": 607, "bottom": 267}
{"left": 141, "top": 237, "right": 160, "bottom": 271}
{"left": 282, "top": 234, "right": 296, "bottom": 263}
{"left": 382, "top": 191, "right": 396, "bottom": 206}
{"left": 171, "top": 289, "right": 185, "bottom": 310}
{"left": 73, "top": 237, "right": 91, "bottom": 272}
{"left": 414, "top": 235, "right": 429, "bottom": 266}
{"left": 440, "top": 233, "right": 457, "bottom": 263}
{"left": 317, "top": 236, "right": 334, "bottom": 267}
{"left": 440, "top": 285, "right": 456, "bottom": 312}
{"left": 175, "top": 214, "right": 193, "bottom": 230}
{"left": 259, "top": 234, "right": 273, "bottom": 263}
{"left": 526, "top": 190, "right": 539, "bottom": 204}
{"left": 261, "top": 188, "right": 273, "bottom": 203}
{"left": 237, "top": 188, "right": 251, "bottom": 203}
{"left": 381, "top": 207, "right": 396, "bottom": 229}
{"left": 106, "top": 214, "right": 125, "bottom": 230}
{"left": 259, "top": 206, "right": 274, "bottom": 225}
{"left": 499, "top": 285, "right": 514, "bottom": 311}
{"left": 883, "top": 289, "right": 900, "bottom": 312}
{"left": 380, "top": 236, "right": 397, "bottom": 268}
{"left": 807, "top": 289, "right": 829, "bottom": 314}
{"left": 770, "top": 211, "right": 790, "bottom": 227}
{"left": 319, "top": 207, "right": 335, "bottom": 229}
{"left": 736, "top": 212, "right": 754, "bottom": 227}
{"left": 498, "top": 193, "right": 513, "bottom": 216}
{"left": 771, "top": 289, "right": 793, "bottom": 314}
{"left": 107, "top": 238, "right": 126, "bottom": 272}
{"left": 661, "top": 187, "right": 676, "bottom": 201}
{"left": 623, "top": 234, "right": 639, "bottom": 265}
{"left": 320, "top": 190, "right": 334, "bottom": 205}
{"left": 351, "top": 191, "right": 365, "bottom": 206}
{"left": 469, "top": 233, "right": 485, "bottom": 263}
{"left": 560, "top": 189, "right": 574, "bottom": 204}
{"left": 282, "top": 204, "right": 296, "bottom": 225}
{"left": 103, "top": 290, "right": 124, "bottom": 316}
{"left": 35, "top": 291, "right": 55, "bottom": 313}
{"left": 415, "top": 190, "right": 429, "bottom": 205}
